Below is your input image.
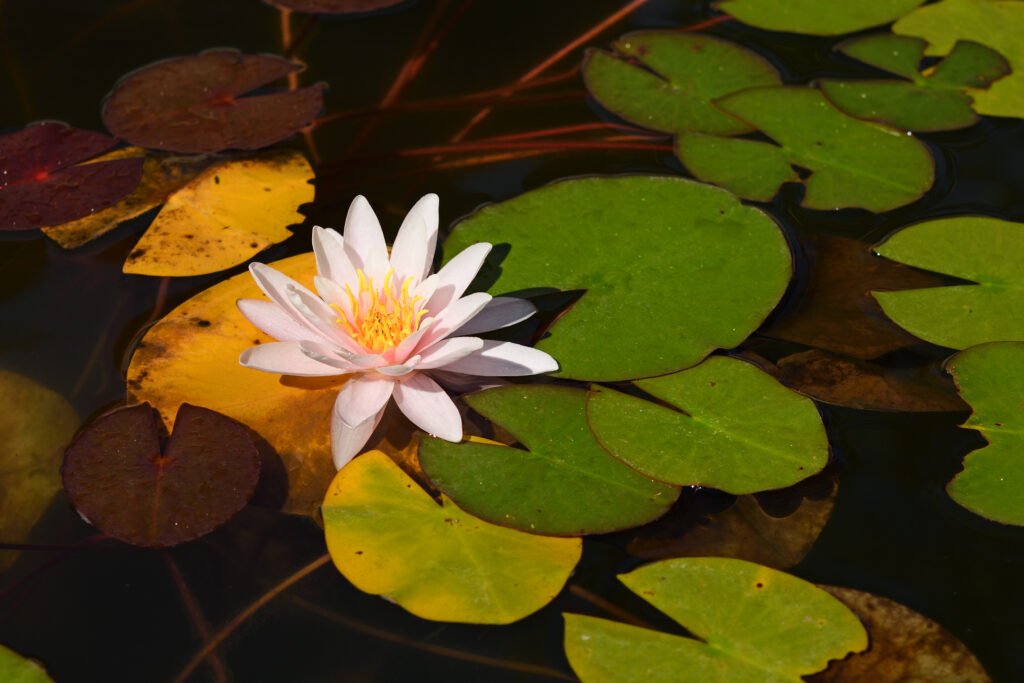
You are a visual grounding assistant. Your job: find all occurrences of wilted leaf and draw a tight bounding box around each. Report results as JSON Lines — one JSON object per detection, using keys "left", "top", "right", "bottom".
{"left": 266, "top": 0, "right": 407, "bottom": 13}
{"left": 102, "top": 49, "right": 326, "bottom": 154}
{"left": 0, "top": 644, "right": 52, "bottom": 683}
{"left": 62, "top": 403, "right": 260, "bottom": 547}
{"left": 0, "top": 123, "right": 142, "bottom": 231}
{"left": 420, "top": 385, "right": 680, "bottom": 536}
{"left": 715, "top": 0, "right": 925, "bottom": 36}
{"left": 323, "top": 451, "right": 581, "bottom": 624}
{"left": 122, "top": 150, "right": 314, "bottom": 277}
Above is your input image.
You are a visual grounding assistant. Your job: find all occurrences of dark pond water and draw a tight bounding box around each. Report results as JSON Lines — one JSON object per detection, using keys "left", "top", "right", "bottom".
{"left": 2, "top": 1, "right": 1024, "bottom": 681}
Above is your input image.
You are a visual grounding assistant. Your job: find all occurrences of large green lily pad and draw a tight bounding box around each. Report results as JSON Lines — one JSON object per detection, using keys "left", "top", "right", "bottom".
{"left": 564, "top": 557, "right": 868, "bottom": 682}
{"left": 676, "top": 87, "right": 935, "bottom": 211}
{"left": 582, "top": 32, "right": 780, "bottom": 135}
{"left": 821, "top": 35, "right": 1009, "bottom": 132}
{"left": 443, "top": 176, "right": 791, "bottom": 380}
{"left": 894, "top": 0, "right": 1024, "bottom": 118}
{"left": 587, "top": 356, "right": 829, "bottom": 493}
{"left": 944, "top": 343, "right": 1024, "bottom": 526}
{"left": 323, "top": 451, "right": 582, "bottom": 624}
{"left": 715, "top": 0, "right": 924, "bottom": 36}
{"left": 419, "top": 385, "right": 680, "bottom": 536}
{"left": 872, "top": 216, "right": 1024, "bottom": 349}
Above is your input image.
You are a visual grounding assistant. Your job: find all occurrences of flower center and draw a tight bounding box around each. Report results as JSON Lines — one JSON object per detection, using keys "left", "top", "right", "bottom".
{"left": 335, "top": 269, "right": 426, "bottom": 353}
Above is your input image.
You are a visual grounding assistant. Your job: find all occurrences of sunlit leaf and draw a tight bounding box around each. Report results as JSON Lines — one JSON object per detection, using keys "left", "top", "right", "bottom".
{"left": 122, "top": 150, "right": 314, "bottom": 277}
{"left": 322, "top": 451, "right": 581, "bottom": 624}
{"left": 266, "top": 0, "right": 407, "bottom": 13}
{"left": 420, "top": 385, "right": 680, "bottom": 536}
{"left": 872, "top": 217, "right": 1024, "bottom": 349}
{"left": 62, "top": 403, "right": 260, "bottom": 547}
{"left": 443, "top": 176, "right": 791, "bottom": 380}
{"left": 894, "top": 0, "right": 1024, "bottom": 118}
{"left": 0, "top": 123, "right": 142, "bottom": 231}
{"left": 102, "top": 49, "right": 326, "bottom": 154}
{"left": 0, "top": 644, "right": 52, "bottom": 683}
{"left": 715, "top": 0, "right": 925, "bottom": 36}
{"left": 564, "top": 557, "right": 868, "bottom": 682}
{"left": 677, "top": 87, "right": 935, "bottom": 211}
{"left": 0, "top": 370, "right": 78, "bottom": 570}
{"left": 587, "top": 356, "right": 828, "bottom": 493}
{"left": 582, "top": 32, "right": 780, "bottom": 135}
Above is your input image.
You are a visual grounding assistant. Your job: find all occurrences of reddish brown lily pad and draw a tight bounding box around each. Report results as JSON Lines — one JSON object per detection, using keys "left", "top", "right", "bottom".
{"left": 0, "top": 123, "right": 143, "bottom": 230}
{"left": 102, "top": 50, "right": 326, "bottom": 154}
{"left": 266, "top": 0, "right": 407, "bottom": 14}
{"left": 61, "top": 402, "right": 261, "bottom": 547}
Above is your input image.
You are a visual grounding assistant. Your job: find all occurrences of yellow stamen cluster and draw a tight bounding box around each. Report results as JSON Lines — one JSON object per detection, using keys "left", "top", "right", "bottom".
{"left": 335, "top": 269, "right": 427, "bottom": 353}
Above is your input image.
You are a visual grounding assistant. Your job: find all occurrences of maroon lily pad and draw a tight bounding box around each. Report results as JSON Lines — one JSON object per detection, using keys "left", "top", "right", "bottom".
{"left": 102, "top": 49, "right": 327, "bottom": 154}
{"left": 61, "top": 402, "right": 261, "bottom": 547}
{"left": 0, "top": 123, "right": 143, "bottom": 231}
{"left": 266, "top": 0, "right": 407, "bottom": 14}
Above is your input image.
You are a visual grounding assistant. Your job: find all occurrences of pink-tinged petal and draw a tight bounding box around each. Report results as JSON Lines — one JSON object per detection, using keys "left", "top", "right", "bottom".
{"left": 314, "top": 275, "right": 353, "bottom": 319}
{"left": 388, "top": 213, "right": 430, "bottom": 288}
{"left": 426, "top": 242, "right": 492, "bottom": 314}
{"left": 331, "top": 404, "right": 385, "bottom": 470}
{"left": 399, "top": 193, "right": 439, "bottom": 280}
{"left": 413, "top": 273, "right": 439, "bottom": 302}
{"left": 416, "top": 337, "right": 484, "bottom": 369}
{"left": 334, "top": 374, "right": 395, "bottom": 427}
{"left": 237, "top": 299, "right": 310, "bottom": 342}
{"left": 387, "top": 318, "right": 434, "bottom": 364}
{"left": 393, "top": 373, "right": 462, "bottom": 442}
{"left": 417, "top": 292, "right": 492, "bottom": 350}
{"left": 299, "top": 340, "right": 381, "bottom": 371}
{"left": 377, "top": 356, "right": 421, "bottom": 377}
{"left": 285, "top": 284, "right": 365, "bottom": 355}
{"left": 239, "top": 341, "right": 344, "bottom": 377}
{"left": 451, "top": 297, "right": 536, "bottom": 336}
{"left": 249, "top": 263, "right": 332, "bottom": 343}
{"left": 430, "top": 369, "right": 510, "bottom": 393}
{"left": 311, "top": 226, "right": 358, "bottom": 286}
{"left": 343, "top": 195, "right": 388, "bottom": 279}
{"left": 440, "top": 340, "right": 558, "bottom": 376}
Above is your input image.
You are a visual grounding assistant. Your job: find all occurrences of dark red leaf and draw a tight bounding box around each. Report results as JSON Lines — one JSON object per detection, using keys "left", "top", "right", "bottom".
{"left": 61, "top": 403, "right": 261, "bottom": 547}
{"left": 102, "top": 49, "right": 327, "bottom": 154}
{"left": 266, "top": 0, "right": 408, "bottom": 14}
{"left": 0, "top": 123, "right": 143, "bottom": 231}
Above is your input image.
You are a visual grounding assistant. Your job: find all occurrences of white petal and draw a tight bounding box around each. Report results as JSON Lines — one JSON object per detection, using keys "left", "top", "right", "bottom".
{"left": 237, "top": 299, "right": 310, "bottom": 342}
{"left": 413, "top": 273, "right": 439, "bottom": 302}
{"left": 451, "top": 297, "right": 536, "bottom": 336}
{"left": 388, "top": 213, "right": 430, "bottom": 288}
{"left": 239, "top": 341, "right": 344, "bottom": 376}
{"left": 399, "top": 194, "right": 439, "bottom": 280}
{"left": 343, "top": 195, "right": 388, "bottom": 279}
{"left": 314, "top": 275, "right": 353, "bottom": 319}
{"left": 416, "top": 337, "right": 484, "bottom": 370}
{"left": 376, "top": 356, "right": 421, "bottom": 377}
{"left": 331, "top": 403, "right": 385, "bottom": 470}
{"left": 426, "top": 242, "right": 492, "bottom": 314}
{"left": 430, "top": 369, "right": 510, "bottom": 393}
{"left": 392, "top": 373, "right": 462, "bottom": 442}
{"left": 248, "top": 263, "right": 331, "bottom": 343}
{"left": 387, "top": 318, "right": 434, "bottom": 365}
{"left": 311, "top": 226, "right": 358, "bottom": 286}
{"left": 333, "top": 374, "right": 395, "bottom": 427}
{"left": 299, "top": 340, "right": 381, "bottom": 371}
{"left": 418, "top": 292, "right": 492, "bottom": 350}
{"left": 285, "top": 284, "right": 365, "bottom": 355}
{"left": 439, "top": 340, "right": 558, "bottom": 376}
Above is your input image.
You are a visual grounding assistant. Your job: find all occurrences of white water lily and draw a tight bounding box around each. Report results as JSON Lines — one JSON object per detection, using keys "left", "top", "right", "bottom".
{"left": 237, "top": 194, "right": 558, "bottom": 469}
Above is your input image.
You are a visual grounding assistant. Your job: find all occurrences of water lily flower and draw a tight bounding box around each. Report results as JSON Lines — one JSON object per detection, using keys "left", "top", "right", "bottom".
{"left": 237, "top": 194, "right": 558, "bottom": 469}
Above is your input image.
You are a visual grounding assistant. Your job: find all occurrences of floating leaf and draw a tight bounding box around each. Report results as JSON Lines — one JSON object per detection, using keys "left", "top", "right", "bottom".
{"left": 677, "top": 87, "right": 935, "bottom": 211}
{"left": 102, "top": 49, "right": 326, "bottom": 154}
{"left": 62, "top": 403, "right": 260, "bottom": 547}
{"left": 582, "top": 32, "right": 780, "bottom": 135}
{"left": 872, "top": 217, "right": 1024, "bottom": 349}
{"left": 820, "top": 36, "right": 1009, "bottom": 132}
{"left": 419, "top": 385, "right": 679, "bottom": 536}
{"left": 715, "top": 0, "right": 925, "bottom": 36}
{"left": 0, "top": 123, "right": 142, "bottom": 231}
{"left": 0, "top": 644, "right": 52, "bottom": 683}
{"left": 443, "top": 176, "right": 791, "bottom": 380}
{"left": 944, "top": 342, "right": 1024, "bottom": 526}
{"left": 267, "top": 0, "right": 407, "bottom": 13}
{"left": 810, "top": 586, "right": 991, "bottom": 682}
{"left": 894, "top": 0, "right": 1024, "bottom": 118}
{"left": 0, "top": 370, "right": 78, "bottom": 569}
{"left": 323, "top": 451, "right": 581, "bottom": 624}
{"left": 126, "top": 253, "right": 342, "bottom": 517}
{"left": 587, "top": 356, "right": 828, "bottom": 493}
{"left": 122, "top": 150, "right": 314, "bottom": 277}
{"left": 564, "top": 557, "right": 868, "bottom": 682}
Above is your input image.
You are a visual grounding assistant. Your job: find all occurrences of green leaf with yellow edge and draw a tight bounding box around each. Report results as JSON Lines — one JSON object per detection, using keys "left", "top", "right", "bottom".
{"left": 871, "top": 216, "right": 1024, "bottom": 349}
{"left": 323, "top": 451, "right": 581, "bottom": 624}
{"left": 122, "top": 149, "right": 313, "bottom": 277}
{"left": 586, "top": 356, "right": 829, "bottom": 493}
{"left": 715, "top": 0, "right": 925, "bottom": 36}
{"left": 582, "top": 32, "right": 780, "bottom": 135}
{"left": 420, "top": 385, "right": 680, "bottom": 536}
{"left": 0, "top": 644, "right": 53, "bottom": 683}
{"left": 0, "top": 370, "right": 78, "bottom": 570}
{"left": 894, "top": 0, "right": 1024, "bottom": 118}
{"left": 564, "top": 557, "right": 868, "bottom": 683}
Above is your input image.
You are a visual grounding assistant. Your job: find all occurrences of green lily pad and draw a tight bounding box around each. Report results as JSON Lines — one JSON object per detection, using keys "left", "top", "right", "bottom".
{"left": 715, "top": 0, "right": 925, "bottom": 36}
{"left": 944, "top": 342, "right": 1024, "bottom": 526}
{"left": 872, "top": 216, "right": 1024, "bottom": 349}
{"left": 582, "top": 32, "right": 780, "bottom": 135}
{"left": 0, "top": 644, "right": 52, "bottom": 683}
{"left": 894, "top": 0, "right": 1024, "bottom": 118}
{"left": 587, "top": 356, "right": 829, "bottom": 492}
{"left": 419, "top": 385, "right": 680, "bottom": 536}
{"left": 564, "top": 557, "right": 868, "bottom": 682}
{"left": 443, "top": 176, "right": 791, "bottom": 380}
{"left": 821, "top": 36, "right": 1010, "bottom": 132}
{"left": 676, "top": 87, "right": 935, "bottom": 211}
{"left": 323, "top": 450, "right": 582, "bottom": 624}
